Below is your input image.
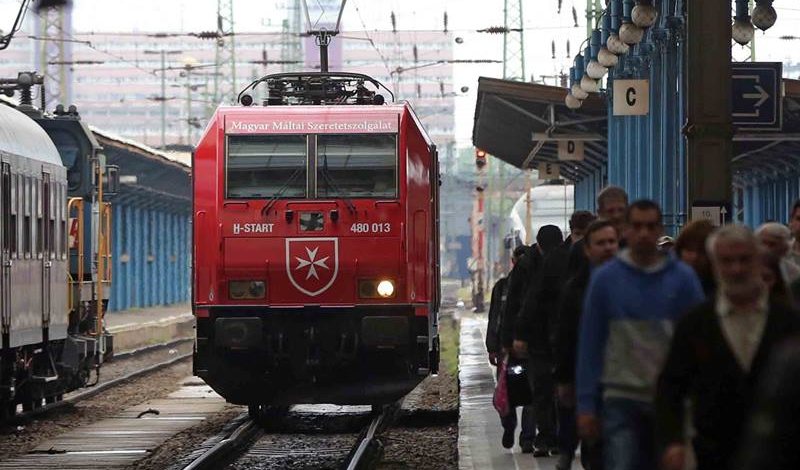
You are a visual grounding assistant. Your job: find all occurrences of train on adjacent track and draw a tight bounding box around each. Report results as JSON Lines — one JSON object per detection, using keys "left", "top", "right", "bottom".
{"left": 0, "top": 72, "right": 117, "bottom": 418}
{"left": 192, "top": 71, "right": 441, "bottom": 411}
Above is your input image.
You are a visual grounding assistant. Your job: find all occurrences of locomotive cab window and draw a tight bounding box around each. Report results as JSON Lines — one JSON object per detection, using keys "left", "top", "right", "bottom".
{"left": 316, "top": 134, "right": 397, "bottom": 199}
{"left": 226, "top": 134, "right": 307, "bottom": 199}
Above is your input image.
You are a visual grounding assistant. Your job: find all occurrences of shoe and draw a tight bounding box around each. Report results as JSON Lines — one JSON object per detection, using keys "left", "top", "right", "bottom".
{"left": 502, "top": 428, "right": 514, "bottom": 449}
{"left": 520, "top": 442, "right": 533, "bottom": 454}
{"left": 532, "top": 446, "right": 549, "bottom": 457}
{"left": 555, "top": 453, "right": 572, "bottom": 470}
{"left": 548, "top": 446, "right": 561, "bottom": 456}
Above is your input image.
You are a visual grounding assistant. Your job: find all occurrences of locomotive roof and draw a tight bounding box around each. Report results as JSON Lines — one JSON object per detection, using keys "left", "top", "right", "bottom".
{"left": 0, "top": 103, "right": 62, "bottom": 166}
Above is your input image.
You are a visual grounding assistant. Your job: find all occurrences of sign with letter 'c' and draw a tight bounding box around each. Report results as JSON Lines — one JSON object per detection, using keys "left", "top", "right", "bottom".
{"left": 538, "top": 162, "right": 560, "bottom": 179}
{"left": 558, "top": 140, "right": 584, "bottom": 161}
{"left": 613, "top": 79, "right": 649, "bottom": 116}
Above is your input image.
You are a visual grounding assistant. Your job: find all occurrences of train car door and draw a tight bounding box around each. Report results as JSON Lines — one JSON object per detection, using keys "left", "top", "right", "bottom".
{"left": 1, "top": 163, "right": 10, "bottom": 343}
{"left": 41, "top": 172, "right": 51, "bottom": 332}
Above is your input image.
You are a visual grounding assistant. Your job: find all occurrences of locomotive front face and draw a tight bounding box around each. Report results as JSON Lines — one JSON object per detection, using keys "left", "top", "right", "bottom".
{"left": 193, "top": 105, "right": 440, "bottom": 405}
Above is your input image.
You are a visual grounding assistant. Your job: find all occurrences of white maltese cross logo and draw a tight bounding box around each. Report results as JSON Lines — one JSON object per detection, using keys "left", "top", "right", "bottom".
{"left": 295, "top": 246, "right": 330, "bottom": 280}
{"left": 285, "top": 238, "right": 339, "bottom": 297}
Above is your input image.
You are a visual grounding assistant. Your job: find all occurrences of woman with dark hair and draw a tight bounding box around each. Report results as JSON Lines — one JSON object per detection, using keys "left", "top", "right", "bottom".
{"left": 675, "top": 220, "right": 716, "bottom": 297}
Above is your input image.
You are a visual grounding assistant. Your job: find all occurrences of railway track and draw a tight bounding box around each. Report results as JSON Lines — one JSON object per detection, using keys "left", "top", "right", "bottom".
{"left": 12, "top": 338, "right": 194, "bottom": 423}
{"left": 181, "top": 403, "right": 399, "bottom": 470}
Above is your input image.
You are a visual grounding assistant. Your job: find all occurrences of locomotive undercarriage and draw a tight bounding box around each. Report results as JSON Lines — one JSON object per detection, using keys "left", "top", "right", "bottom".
{"left": 0, "top": 300, "right": 108, "bottom": 419}
{"left": 194, "top": 306, "right": 439, "bottom": 406}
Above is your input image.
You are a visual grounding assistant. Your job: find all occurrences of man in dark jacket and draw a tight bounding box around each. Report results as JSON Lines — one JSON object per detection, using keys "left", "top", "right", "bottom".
{"left": 656, "top": 225, "right": 800, "bottom": 470}
{"left": 493, "top": 245, "right": 535, "bottom": 450}
{"left": 553, "top": 220, "right": 619, "bottom": 470}
{"left": 486, "top": 246, "right": 526, "bottom": 364}
{"left": 513, "top": 224, "right": 564, "bottom": 456}
{"left": 565, "top": 187, "right": 627, "bottom": 281}
{"left": 738, "top": 336, "right": 800, "bottom": 470}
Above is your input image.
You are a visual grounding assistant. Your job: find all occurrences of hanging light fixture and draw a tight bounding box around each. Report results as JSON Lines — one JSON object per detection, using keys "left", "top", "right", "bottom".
{"left": 607, "top": 0, "right": 630, "bottom": 55}
{"left": 619, "top": 0, "right": 644, "bottom": 45}
{"left": 579, "top": 47, "right": 600, "bottom": 93}
{"left": 631, "top": 0, "right": 658, "bottom": 29}
{"left": 598, "top": 13, "right": 619, "bottom": 68}
{"left": 571, "top": 59, "right": 589, "bottom": 100}
{"left": 752, "top": 0, "right": 777, "bottom": 32}
{"left": 586, "top": 30, "right": 608, "bottom": 79}
{"left": 732, "top": 0, "right": 755, "bottom": 45}
{"left": 566, "top": 66, "right": 584, "bottom": 109}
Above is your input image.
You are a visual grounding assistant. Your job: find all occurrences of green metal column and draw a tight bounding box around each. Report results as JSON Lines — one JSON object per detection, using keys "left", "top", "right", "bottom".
{"left": 685, "top": 0, "right": 733, "bottom": 214}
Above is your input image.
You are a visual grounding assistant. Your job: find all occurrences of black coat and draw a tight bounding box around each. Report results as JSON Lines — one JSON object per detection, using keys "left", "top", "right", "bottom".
{"left": 737, "top": 336, "right": 800, "bottom": 470}
{"left": 553, "top": 263, "right": 591, "bottom": 384}
{"left": 500, "top": 246, "right": 533, "bottom": 348}
{"left": 515, "top": 245, "right": 569, "bottom": 356}
{"left": 485, "top": 276, "right": 508, "bottom": 354}
{"left": 656, "top": 299, "right": 800, "bottom": 470}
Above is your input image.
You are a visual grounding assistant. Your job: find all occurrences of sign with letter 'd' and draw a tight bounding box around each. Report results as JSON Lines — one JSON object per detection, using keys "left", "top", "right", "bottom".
{"left": 613, "top": 79, "right": 649, "bottom": 116}
{"left": 558, "top": 140, "right": 584, "bottom": 161}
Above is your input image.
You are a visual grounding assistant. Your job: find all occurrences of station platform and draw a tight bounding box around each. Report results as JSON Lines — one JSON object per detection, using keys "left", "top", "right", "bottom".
{"left": 105, "top": 304, "right": 193, "bottom": 354}
{"left": 458, "top": 314, "right": 562, "bottom": 470}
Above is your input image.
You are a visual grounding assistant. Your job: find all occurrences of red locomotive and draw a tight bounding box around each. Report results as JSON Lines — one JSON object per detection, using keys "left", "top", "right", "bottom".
{"left": 192, "top": 72, "right": 440, "bottom": 410}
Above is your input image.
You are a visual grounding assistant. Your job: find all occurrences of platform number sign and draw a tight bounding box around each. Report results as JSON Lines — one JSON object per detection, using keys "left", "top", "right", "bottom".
{"left": 613, "top": 79, "right": 650, "bottom": 116}
{"left": 558, "top": 140, "right": 584, "bottom": 161}
{"left": 691, "top": 204, "right": 729, "bottom": 227}
{"left": 538, "top": 162, "right": 560, "bottom": 179}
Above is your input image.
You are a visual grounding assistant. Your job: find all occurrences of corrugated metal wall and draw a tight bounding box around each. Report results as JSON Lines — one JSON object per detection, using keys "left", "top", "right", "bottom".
{"left": 108, "top": 202, "right": 191, "bottom": 311}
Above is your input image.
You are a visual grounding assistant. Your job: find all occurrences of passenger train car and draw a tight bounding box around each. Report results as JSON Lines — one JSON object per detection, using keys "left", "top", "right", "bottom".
{"left": 0, "top": 73, "right": 116, "bottom": 417}
{"left": 193, "top": 73, "right": 440, "bottom": 410}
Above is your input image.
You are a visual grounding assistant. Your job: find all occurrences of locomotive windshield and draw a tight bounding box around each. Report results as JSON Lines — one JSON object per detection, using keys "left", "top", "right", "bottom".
{"left": 227, "top": 134, "right": 307, "bottom": 199}
{"left": 317, "top": 134, "right": 396, "bottom": 198}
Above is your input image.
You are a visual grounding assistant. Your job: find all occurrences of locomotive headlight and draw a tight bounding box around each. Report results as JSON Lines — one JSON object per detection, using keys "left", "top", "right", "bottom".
{"left": 229, "top": 281, "right": 266, "bottom": 300}
{"left": 377, "top": 280, "right": 395, "bottom": 298}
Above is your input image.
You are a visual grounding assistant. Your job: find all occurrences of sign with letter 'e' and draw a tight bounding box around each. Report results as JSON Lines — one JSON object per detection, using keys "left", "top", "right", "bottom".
{"left": 558, "top": 140, "right": 584, "bottom": 161}
{"left": 613, "top": 79, "right": 649, "bottom": 116}
{"left": 538, "top": 162, "right": 560, "bottom": 179}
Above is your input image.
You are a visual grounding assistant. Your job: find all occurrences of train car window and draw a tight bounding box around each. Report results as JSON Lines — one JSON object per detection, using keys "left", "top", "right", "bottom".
{"left": 59, "top": 184, "right": 67, "bottom": 260}
{"left": 10, "top": 174, "right": 17, "bottom": 259}
{"left": 316, "top": 134, "right": 397, "bottom": 199}
{"left": 1, "top": 163, "right": 9, "bottom": 254}
{"left": 226, "top": 135, "right": 307, "bottom": 199}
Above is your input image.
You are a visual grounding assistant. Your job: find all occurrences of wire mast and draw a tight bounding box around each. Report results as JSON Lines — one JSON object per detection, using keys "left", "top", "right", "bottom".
{"left": 502, "top": 0, "right": 525, "bottom": 81}
{"left": 301, "top": 0, "right": 347, "bottom": 73}
{"left": 213, "top": 0, "right": 236, "bottom": 105}
{"left": 35, "top": 2, "right": 73, "bottom": 110}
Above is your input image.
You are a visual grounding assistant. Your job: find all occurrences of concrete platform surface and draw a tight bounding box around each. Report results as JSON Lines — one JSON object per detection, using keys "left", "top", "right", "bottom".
{"left": 105, "top": 304, "right": 193, "bottom": 353}
{"left": 458, "top": 314, "right": 567, "bottom": 470}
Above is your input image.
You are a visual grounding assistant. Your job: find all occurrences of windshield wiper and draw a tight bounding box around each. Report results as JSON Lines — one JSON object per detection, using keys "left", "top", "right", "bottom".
{"left": 262, "top": 167, "right": 304, "bottom": 217}
{"left": 319, "top": 157, "right": 356, "bottom": 214}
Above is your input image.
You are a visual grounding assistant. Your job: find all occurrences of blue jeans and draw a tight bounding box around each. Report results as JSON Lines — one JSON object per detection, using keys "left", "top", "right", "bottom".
{"left": 602, "top": 397, "right": 656, "bottom": 470}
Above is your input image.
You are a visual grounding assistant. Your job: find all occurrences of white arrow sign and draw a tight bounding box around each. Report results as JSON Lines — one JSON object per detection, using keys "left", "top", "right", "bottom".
{"left": 732, "top": 75, "right": 770, "bottom": 118}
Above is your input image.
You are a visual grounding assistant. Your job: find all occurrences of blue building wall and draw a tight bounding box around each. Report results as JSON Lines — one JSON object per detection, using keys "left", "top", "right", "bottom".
{"left": 604, "top": 0, "right": 686, "bottom": 235}
{"left": 108, "top": 201, "right": 191, "bottom": 311}
{"left": 741, "top": 176, "right": 800, "bottom": 228}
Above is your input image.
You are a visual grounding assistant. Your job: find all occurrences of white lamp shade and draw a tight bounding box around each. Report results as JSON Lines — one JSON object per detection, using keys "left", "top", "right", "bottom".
{"left": 607, "top": 34, "right": 630, "bottom": 55}
{"left": 632, "top": 4, "right": 658, "bottom": 28}
{"left": 752, "top": 5, "right": 777, "bottom": 31}
{"left": 732, "top": 19, "right": 755, "bottom": 45}
{"left": 571, "top": 84, "right": 589, "bottom": 100}
{"left": 619, "top": 23, "right": 644, "bottom": 45}
{"left": 565, "top": 93, "right": 583, "bottom": 109}
{"left": 586, "top": 60, "right": 608, "bottom": 79}
{"left": 580, "top": 75, "right": 600, "bottom": 93}
{"left": 598, "top": 47, "right": 619, "bottom": 67}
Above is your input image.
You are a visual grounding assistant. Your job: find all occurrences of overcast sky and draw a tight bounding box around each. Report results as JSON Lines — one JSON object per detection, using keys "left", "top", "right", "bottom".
{"left": 2, "top": 0, "right": 800, "bottom": 146}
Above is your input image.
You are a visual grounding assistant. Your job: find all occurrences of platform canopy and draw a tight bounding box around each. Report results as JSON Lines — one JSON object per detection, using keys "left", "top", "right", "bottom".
{"left": 732, "top": 79, "right": 800, "bottom": 186}
{"left": 472, "top": 77, "right": 608, "bottom": 182}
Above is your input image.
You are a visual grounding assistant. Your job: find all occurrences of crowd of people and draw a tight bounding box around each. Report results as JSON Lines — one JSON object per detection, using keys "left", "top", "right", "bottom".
{"left": 485, "top": 186, "right": 800, "bottom": 470}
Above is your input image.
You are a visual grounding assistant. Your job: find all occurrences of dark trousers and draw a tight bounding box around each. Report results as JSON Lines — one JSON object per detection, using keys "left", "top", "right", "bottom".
{"left": 528, "top": 357, "right": 557, "bottom": 447}
{"left": 558, "top": 402, "right": 604, "bottom": 469}
{"left": 500, "top": 405, "right": 536, "bottom": 444}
